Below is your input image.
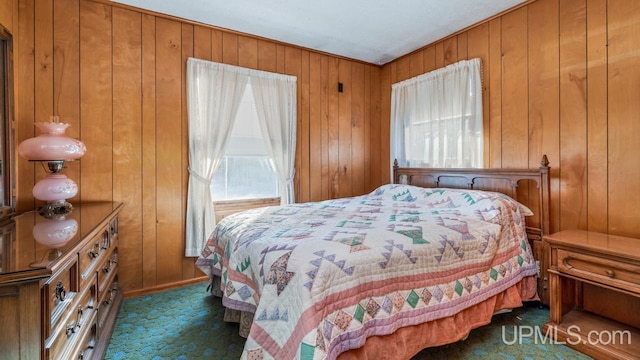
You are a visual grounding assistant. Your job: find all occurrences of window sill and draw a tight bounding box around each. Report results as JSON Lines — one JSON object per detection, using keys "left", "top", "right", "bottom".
{"left": 213, "top": 197, "right": 280, "bottom": 222}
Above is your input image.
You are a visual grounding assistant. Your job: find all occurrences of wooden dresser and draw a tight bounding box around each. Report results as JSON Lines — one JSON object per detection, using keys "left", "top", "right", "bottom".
{"left": 543, "top": 229, "right": 640, "bottom": 359}
{"left": 0, "top": 202, "right": 123, "bottom": 360}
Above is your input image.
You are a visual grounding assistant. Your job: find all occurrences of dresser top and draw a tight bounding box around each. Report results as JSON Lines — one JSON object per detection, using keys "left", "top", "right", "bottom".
{"left": 544, "top": 229, "right": 640, "bottom": 261}
{"left": 0, "top": 201, "right": 123, "bottom": 283}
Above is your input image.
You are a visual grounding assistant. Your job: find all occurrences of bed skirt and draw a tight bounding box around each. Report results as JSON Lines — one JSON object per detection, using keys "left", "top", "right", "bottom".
{"left": 207, "top": 274, "right": 538, "bottom": 359}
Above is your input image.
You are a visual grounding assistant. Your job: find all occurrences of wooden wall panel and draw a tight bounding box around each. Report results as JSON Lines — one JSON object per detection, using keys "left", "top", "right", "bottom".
{"left": 16, "top": 0, "right": 35, "bottom": 212}
{"left": 112, "top": 7, "right": 142, "bottom": 291}
{"left": 181, "top": 24, "right": 195, "bottom": 280}
{"left": 559, "top": 0, "right": 587, "bottom": 231}
{"left": 141, "top": 13, "right": 157, "bottom": 288}
{"left": 11, "top": 0, "right": 639, "bottom": 293}
{"left": 443, "top": 37, "right": 457, "bottom": 66}
{"left": 488, "top": 18, "right": 502, "bottom": 168}
{"left": 586, "top": 0, "right": 608, "bottom": 234}
{"left": 0, "top": 0, "right": 15, "bottom": 32}
{"left": 53, "top": 0, "right": 80, "bottom": 205}
{"left": 309, "top": 52, "right": 322, "bottom": 201}
{"left": 337, "top": 60, "right": 352, "bottom": 198}
{"left": 467, "top": 23, "right": 490, "bottom": 166}
{"left": 12, "top": 0, "right": 381, "bottom": 292}
{"left": 154, "top": 18, "right": 183, "bottom": 284}
{"left": 351, "top": 62, "right": 365, "bottom": 196}
{"left": 380, "top": 62, "right": 393, "bottom": 183}
{"left": 528, "top": 0, "right": 559, "bottom": 231}
{"left": 368, "top": 66, "right": 381, "bottom": 191}
{"left": 382, "top": 0, "right": 640, "bottom": 238}
{"left": 327, "top": 58, "right": 340, "bottom": 198}
{"left": 79, "top": 1, "right": 112, "bottom": 202}
{"left": 608, "top": 0, "right": 640, "bottom": 237}
{"left": 500, "top": 7, "right": 528, "bottom": 168}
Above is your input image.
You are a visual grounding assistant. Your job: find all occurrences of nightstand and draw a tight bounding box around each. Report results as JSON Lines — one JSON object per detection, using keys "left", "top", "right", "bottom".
{"left": 543, "top": 230, "right": 640, "bottom": 359}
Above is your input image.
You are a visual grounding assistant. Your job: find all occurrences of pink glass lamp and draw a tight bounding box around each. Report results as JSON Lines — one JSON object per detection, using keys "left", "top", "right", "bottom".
{"left": 18, "top": 116, "right": 86, "bottom": 218}
{"left": 33, "top": 216, "right": 79, "bottom": 248}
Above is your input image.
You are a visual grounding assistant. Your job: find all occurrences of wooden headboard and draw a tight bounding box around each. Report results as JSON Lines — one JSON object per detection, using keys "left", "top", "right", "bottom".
{"left": 392, "top": 155, "right": 551, "bottom": 304}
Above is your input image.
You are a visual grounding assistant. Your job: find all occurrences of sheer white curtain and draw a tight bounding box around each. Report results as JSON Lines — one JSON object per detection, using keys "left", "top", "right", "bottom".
{"left": 251, "top": 74, "right": 297, "bottom": 205}
{"left": 185, "top": 58, "right": 249, "bottom": 257}
{"left": 390, "top": 58, "right": 483, "bottom": 173}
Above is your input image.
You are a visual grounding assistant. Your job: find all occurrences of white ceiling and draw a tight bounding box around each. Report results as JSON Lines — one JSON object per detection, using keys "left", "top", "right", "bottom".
{"left": 111, "top": 0, "right": 526, "bottom": 65}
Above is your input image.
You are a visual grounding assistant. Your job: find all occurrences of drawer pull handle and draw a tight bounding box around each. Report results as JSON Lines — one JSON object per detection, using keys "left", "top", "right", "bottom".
{"left": 606, "top": 270, "right": 615, "bottom": 278}
{"left": 103, "top": 259, "right": 117, "bottom": 273}
{"left": 88, "top": 242, "right": 101, "bottom": 258}
{"left": 102, "top": 230, "right": 109, "bottom": 250}
{"left": 103, "top": 288, "right": 117, "bottom": 306}
{"left": 66, "top": 306, "right": 84, "bottom": 336}
{"left": 55, "top": 281, "right": 66, "bottom": 302}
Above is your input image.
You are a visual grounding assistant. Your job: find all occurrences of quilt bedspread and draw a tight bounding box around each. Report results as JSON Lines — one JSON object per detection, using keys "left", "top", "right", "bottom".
{"left": 196, "top": 184, "right": 538, "bottom": 360}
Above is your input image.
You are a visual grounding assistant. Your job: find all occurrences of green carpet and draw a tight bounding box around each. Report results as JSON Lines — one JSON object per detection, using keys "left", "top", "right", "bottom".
{"left": 105, "top": 282, "right": 592, "bottom": 359}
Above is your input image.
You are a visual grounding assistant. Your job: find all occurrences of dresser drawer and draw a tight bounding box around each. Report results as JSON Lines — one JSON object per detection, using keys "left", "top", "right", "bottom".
{"left": 98, "top": 275, "right": 119, "bottom": 337}
{"left": 79, "top": 225, "right": 110, "bottom": 287}
{"left": 98, "top": 248, "right": 118, "bottom": 295}
{"left": 45, "top": 309, "right": 97, "bottom": 360}
{"left": 557, "top": 248, "right": 640, "bottom": 294}
{"left": 44, "top": 277, "right": 96, "bottom": 360}
{"left": 44, "top": 257, "right": 79, "bottom": 335}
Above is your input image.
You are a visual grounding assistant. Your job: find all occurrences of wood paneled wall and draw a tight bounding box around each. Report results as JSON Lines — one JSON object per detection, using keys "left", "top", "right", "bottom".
{"left": 4, "top": 0, "right": 640, "bottom": 293}
{"left": 382, "top": 0, "right": 640, "bottom": 239}
{"left": 6, "top": 0, "right": 382, "bottom": 292}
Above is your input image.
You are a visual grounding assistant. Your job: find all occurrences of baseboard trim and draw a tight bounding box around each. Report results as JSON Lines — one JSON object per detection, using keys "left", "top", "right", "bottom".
{"left": 122, "top": 276, "right": 209, "bottom": 298}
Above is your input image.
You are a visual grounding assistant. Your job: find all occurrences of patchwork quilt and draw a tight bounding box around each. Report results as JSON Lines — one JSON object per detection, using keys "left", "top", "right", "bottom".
{"left": 196, "top": 184, "right": 538, "bottom": 360}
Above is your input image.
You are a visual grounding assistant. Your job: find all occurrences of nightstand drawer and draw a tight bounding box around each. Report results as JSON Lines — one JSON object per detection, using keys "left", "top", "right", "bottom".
{"left": 557, "top": 248, "right": 640, "bottom": 294}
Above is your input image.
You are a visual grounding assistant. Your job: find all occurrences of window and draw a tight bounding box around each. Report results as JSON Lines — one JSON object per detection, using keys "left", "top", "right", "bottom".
{"left": 210, "top": 82, "right": 279, "bottom": 201}
{"left": 391, "top": 58, "right": 483, "bottom": 169}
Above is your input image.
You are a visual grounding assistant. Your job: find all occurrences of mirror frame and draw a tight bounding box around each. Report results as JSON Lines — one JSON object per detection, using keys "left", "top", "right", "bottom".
{"left": 0, "top": 24, "right": 15, "bottom": 220}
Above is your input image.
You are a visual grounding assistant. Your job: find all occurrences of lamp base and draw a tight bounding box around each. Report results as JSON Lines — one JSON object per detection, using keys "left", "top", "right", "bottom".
{"left": 38, "top": 201, "right": 74, "bottom": 219}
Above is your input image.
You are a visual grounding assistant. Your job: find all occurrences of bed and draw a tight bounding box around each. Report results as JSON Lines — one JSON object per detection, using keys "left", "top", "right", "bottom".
{"left": 196, "top": 156, "right": 551, "bottom": 360}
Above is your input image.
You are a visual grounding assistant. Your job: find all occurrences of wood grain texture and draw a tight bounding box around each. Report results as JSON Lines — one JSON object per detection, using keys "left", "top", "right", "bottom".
{"left": 586, "top": 0, "right": 608, "bottom": 233}
{"left": 0, "top": 0, "right": 14, "bottom": 32}
{"left": 338, "top": 59, "right": 352, "bottom": 198}
{"left": 53, "top": 0, "right": 80, "bottom": 195}
{"left": 528, "top": 0, "right": 559, "bottom": 231}
{"left": 488, "top": 18, "right": 502, "bottom": 168}
{"left": 608, "top": 0, "right": 640, "bottom": 237}
{"left": 299, "top": 50, "right": 311, "bottom": 203}
{"left": 559, "top": 0, "right": 588, "bottom": 231}
{"left": 10, "top": 0, "right": 640, "bottom": 294}
{"left": 181, "top": 23, "right": 195, "bottom": 279}
{"left": 408, "top": 51, "right": 423, "bottom": 78}
{"left": 11, "top": 0, "right": 382, "bottom": 292}
{"left": 500, "top": 7, "right": 528, "bottom": 168}
{"left": 155, "top": 17, "right": 183, "bottom": 284}
{"left": 16, "top": 0, "right": 35, "bottom": 212}
{"left": 328, "top": 58, "right": 339, "bottom": 198}
{"left": 382, "top": 0, "right": 640, "bottom": 239}
{"left": 443, "top": 37, "right": 457, "bottom": 66}
{"left": 79, "top": 1, "right": 112, "bottom": 202}
{"left": 467, "top": 23, "right": 490, "bottom": 168}
{"left": 141, "top": 13, "right": 158, "bottom": 288}
{"left": 368, "top": 66, "right": 381, "bottom": 192}
{"left": 309, "top": 52, "right": 322, "bottom": 201}
{"left": 351, "top": 62, "right": 365, "bottom": 196}
{"left": 112, "top": 7, "right": 143, "bottom": 291}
